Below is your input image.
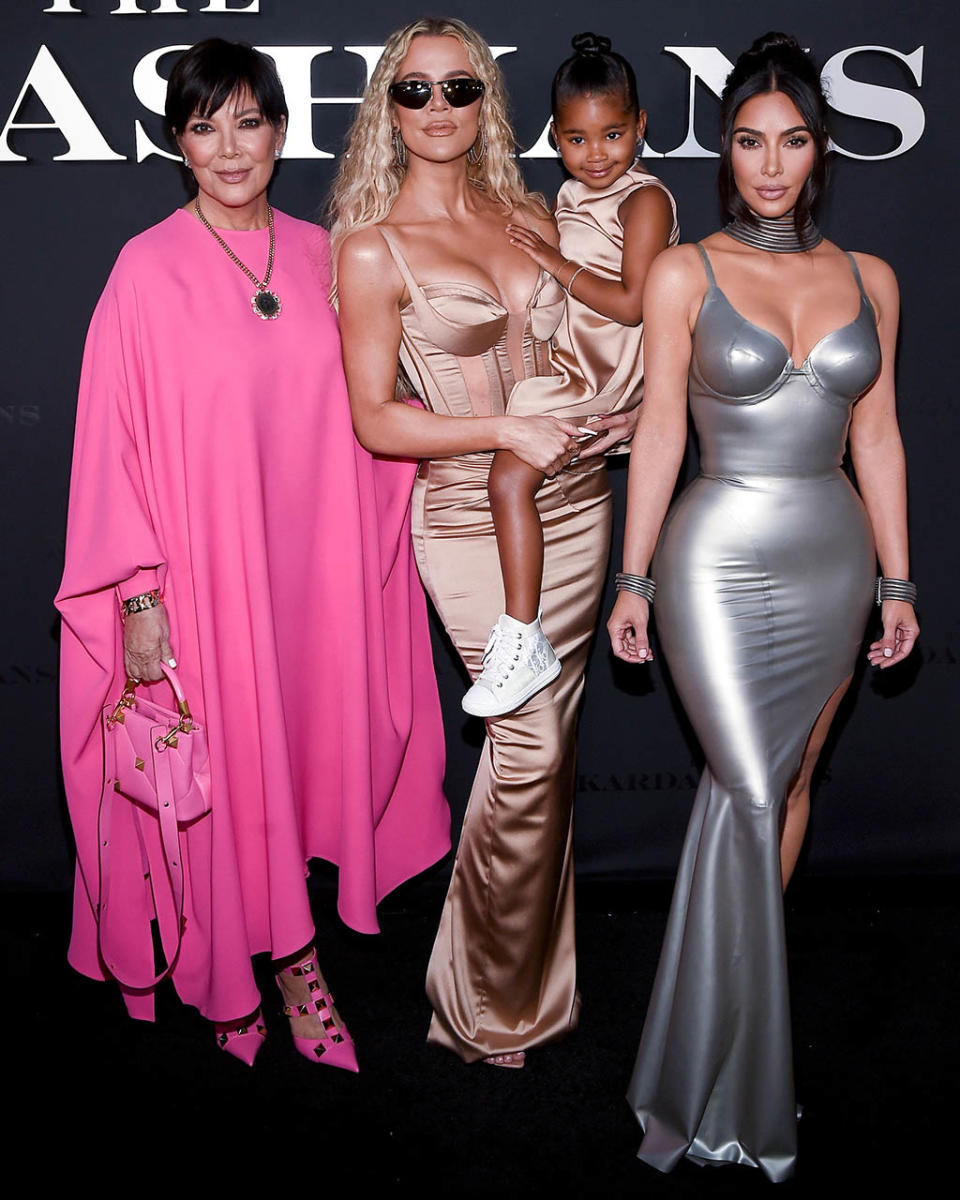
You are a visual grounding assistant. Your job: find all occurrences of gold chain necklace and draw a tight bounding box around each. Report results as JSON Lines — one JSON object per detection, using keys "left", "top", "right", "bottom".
{"left": 194, "top": 200, "right": 282, "bottom": 320}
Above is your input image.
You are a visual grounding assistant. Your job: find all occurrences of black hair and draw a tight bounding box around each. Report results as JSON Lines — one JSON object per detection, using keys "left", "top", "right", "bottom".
{"left": 718, "top": 32, "right": 829, "bottom": 231}
{"left": 551, "top": 32, "right": 639, "bottom": 118}
{"left": 164, "top": 38, "right": 288, "bottom": 137}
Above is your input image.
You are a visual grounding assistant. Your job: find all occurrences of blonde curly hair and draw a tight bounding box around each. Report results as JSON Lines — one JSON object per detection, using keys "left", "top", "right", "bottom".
{"left": 328, "top": 16, "right": 543, "bottom": 285}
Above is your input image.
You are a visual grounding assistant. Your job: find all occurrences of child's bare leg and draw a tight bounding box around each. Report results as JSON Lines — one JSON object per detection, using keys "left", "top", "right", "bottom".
{"left": 488, "top": 449, "right": 545, "bottom": 624}
{"left": 462, "top": 450, "right": 560, "bottom": 718}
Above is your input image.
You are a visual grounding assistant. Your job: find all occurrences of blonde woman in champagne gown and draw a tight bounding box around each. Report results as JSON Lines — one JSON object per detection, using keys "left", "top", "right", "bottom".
{"left": 331, "top": 20, "right": 634, "bottom": 1066}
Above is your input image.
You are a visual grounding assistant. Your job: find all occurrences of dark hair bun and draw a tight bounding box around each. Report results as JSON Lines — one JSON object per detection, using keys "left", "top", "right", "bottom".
{"left": 571, "top": 32, "right": 612, "bottom": 57}
{"left": 737, "top": 31, "right": 818, "bottom": 84}
{"left": 747, "top": 31, "right": 802, "bottom": 57}
{"left": 553, "top": 31, "right": 638, "bottom": 117}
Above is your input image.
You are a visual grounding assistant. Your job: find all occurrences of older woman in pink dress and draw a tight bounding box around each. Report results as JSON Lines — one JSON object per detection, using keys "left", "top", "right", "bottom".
{"left": 55, "top": 39, "right": 448, "bottom": 1068}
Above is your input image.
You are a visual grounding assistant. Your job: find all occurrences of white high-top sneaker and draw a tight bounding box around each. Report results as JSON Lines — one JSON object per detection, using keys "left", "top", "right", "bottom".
{"left": 461, "top": 612, "right": 561, "bottom": 718}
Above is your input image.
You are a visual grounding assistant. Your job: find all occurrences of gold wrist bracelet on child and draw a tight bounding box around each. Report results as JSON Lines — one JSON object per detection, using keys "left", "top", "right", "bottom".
{"left": 560, "top": 260, "right": 586, "bottom": 293}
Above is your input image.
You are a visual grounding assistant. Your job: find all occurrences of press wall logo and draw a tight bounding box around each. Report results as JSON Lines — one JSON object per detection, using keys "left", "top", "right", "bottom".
{"left": 0, "top": 404, "right": 41, "bottom": 427}
{"left": 1, "top": 9, "right": 928, "bottom": 164}
{"left": 577, "top": 770, "right": 700, "bottom": 794}
{"left": 577, "top": 766, "right": 840, "bottom": 791}
{"left": 40, "top": 2, "right": 257, "bottom": 12}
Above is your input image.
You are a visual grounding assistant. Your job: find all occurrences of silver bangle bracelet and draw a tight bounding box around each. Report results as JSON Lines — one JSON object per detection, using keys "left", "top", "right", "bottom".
{"left": 615, "top": 572, "right": 656, "bottom": 603}
{"left": 875, "top": 576, "right": 917, "bottom": 607}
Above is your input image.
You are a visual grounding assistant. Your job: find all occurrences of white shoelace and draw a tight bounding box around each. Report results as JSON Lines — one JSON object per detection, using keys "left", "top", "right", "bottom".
{"left": 477, "top": 625, "right": 524, "bottom": 689}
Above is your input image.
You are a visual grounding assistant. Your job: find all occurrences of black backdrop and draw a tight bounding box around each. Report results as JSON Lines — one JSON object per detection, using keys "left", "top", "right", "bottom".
{"left": 1, "top": 0, "right": 956, "bottom": 892}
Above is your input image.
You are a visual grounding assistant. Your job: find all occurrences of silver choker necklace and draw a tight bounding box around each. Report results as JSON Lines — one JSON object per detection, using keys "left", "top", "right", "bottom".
{"left": 723, "top": 211, "right": 822, "bottom": 253}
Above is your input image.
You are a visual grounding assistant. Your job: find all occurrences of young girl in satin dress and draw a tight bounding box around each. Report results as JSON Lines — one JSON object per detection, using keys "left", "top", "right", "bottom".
{"left": 460, "top": 32, "right": 678, "bottom": 720}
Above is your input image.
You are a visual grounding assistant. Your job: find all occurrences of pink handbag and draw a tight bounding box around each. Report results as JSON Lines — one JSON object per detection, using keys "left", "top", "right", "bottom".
{"left": 97, "top": 663, "right": 211, "bottom": 988}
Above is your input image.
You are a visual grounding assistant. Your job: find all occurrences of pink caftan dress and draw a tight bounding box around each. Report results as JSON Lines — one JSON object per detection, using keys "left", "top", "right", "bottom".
{"left": 55, "top": 209, "right": 449, "bottom": 1023}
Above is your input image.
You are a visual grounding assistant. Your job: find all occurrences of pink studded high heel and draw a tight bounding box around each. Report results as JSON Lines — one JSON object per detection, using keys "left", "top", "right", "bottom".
{"left": 215, "top": 1011, "right": 267, "bottom": 1067}
{"left": 275, "top": 954, "right": 358, "bottom": 1073}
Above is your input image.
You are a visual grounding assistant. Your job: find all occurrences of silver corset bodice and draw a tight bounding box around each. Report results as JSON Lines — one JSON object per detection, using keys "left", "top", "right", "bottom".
{"left": 689, "top": 244, "right": 881, "bottom": 479}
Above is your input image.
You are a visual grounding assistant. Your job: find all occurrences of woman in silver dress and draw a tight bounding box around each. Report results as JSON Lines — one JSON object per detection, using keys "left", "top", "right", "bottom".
{"left": 607, "top": 33, "right": 918, "bottom": 1180}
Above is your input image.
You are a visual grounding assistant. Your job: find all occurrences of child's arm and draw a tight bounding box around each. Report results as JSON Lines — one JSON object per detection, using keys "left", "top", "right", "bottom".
{"left": 507, "top": 185, "right": 673, "bottom": 326}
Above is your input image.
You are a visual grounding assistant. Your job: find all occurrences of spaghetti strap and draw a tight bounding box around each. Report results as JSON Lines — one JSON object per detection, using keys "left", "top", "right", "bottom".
{"left": 844, "top": 251, "right": 868, "bottom": 298}
{"left": 695, "top": 243, "right": 718, "bottom": 289}
{"left": 377, "top": 226, "right": 423, "bottom": 298}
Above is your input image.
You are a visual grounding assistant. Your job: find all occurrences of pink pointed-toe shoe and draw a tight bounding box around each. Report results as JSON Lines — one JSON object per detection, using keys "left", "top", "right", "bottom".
{"left": 215, "top": 1011, "right": 267, "bottom": 1066}
{"left": 275, "top": 954, "right": 358, "bottom": 1073}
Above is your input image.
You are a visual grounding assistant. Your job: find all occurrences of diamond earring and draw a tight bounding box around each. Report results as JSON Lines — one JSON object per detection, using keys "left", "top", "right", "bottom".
{"left": 466, "top": 126, "right": 486, "bottom": 166}
{"left": 392, "top": 129, "right": 407, "bottom": 167}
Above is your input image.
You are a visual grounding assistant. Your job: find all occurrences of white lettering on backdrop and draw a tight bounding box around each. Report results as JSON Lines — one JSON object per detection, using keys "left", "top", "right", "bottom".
{"left": 823, "top": 45, "right": 925, "bottom": 159}
{"left": 0, "top": 41, "right": 927, "bottom": 163}
{"left": 0, "top": 46, "right": 124, "bottom": 161}
{"left": 44, "top": 2, "right": 260, "bottom": 11}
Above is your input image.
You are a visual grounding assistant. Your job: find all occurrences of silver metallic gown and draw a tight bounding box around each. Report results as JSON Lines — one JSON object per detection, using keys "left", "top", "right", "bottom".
{"left": 628, "top": 244, "right": 881, "bottom": 1181}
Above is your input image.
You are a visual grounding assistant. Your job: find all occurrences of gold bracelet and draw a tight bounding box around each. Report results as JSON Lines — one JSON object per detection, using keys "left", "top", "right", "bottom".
{"left": 120, "top": 588, "right": 162, "bottom": 618}
{"left": 564, "top": 264, "right": 586, "bottom": 294}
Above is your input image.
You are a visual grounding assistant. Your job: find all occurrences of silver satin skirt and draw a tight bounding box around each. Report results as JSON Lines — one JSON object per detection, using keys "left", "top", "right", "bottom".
{"left": 628, "top": 469, "right": 875, "bottom": 1181}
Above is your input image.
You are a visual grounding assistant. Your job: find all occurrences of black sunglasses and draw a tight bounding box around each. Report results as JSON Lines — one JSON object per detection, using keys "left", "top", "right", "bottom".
{"left": 389, "top": 77, "right": 485, "bottom": 110}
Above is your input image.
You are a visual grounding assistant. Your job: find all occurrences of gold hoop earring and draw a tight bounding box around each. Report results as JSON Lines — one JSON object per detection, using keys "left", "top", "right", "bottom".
{"left": 392, "top": 129, "right": 407, "bottom": 168}
{"left": 467, "top": 126, "right": 486, "bottom": 166}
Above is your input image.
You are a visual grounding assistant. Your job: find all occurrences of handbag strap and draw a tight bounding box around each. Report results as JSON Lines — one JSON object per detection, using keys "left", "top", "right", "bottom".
{"left": 158, "top": 661, "right": 190, "bottom": 710}
{"left": 97, "top": 726, "right": 188, "bottom": 991}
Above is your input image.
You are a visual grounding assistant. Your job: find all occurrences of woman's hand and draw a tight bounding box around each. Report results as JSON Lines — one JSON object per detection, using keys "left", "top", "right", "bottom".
{"left": 867, "top": 600, "right": 918, "bottom": 668}
{"left": 506, "top": 223, "right": 566, "bottom": 278}
{"left": 577, "top": 408, "right": 641, "bottom": 458}
{"left": 123, "top": 604, "right": 174, "bottom": 682}
{"left": 607, "top": 592, "right": 654, "bottom": 664}
{"left": 502, "top": 415, "right": 581, "bottom": 475}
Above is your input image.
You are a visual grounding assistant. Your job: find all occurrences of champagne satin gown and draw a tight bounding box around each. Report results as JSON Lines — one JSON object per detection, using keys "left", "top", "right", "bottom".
{"left": 377, "top": 226, "right": 612, "bottom": 1061}
{"left": 628, "top": 244, "right": 881, "bottom": 1180}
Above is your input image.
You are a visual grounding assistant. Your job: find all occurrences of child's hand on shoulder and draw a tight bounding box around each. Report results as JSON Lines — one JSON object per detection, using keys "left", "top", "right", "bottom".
{"left": 507, "top": 223, "right": 566, "bottom": 280}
